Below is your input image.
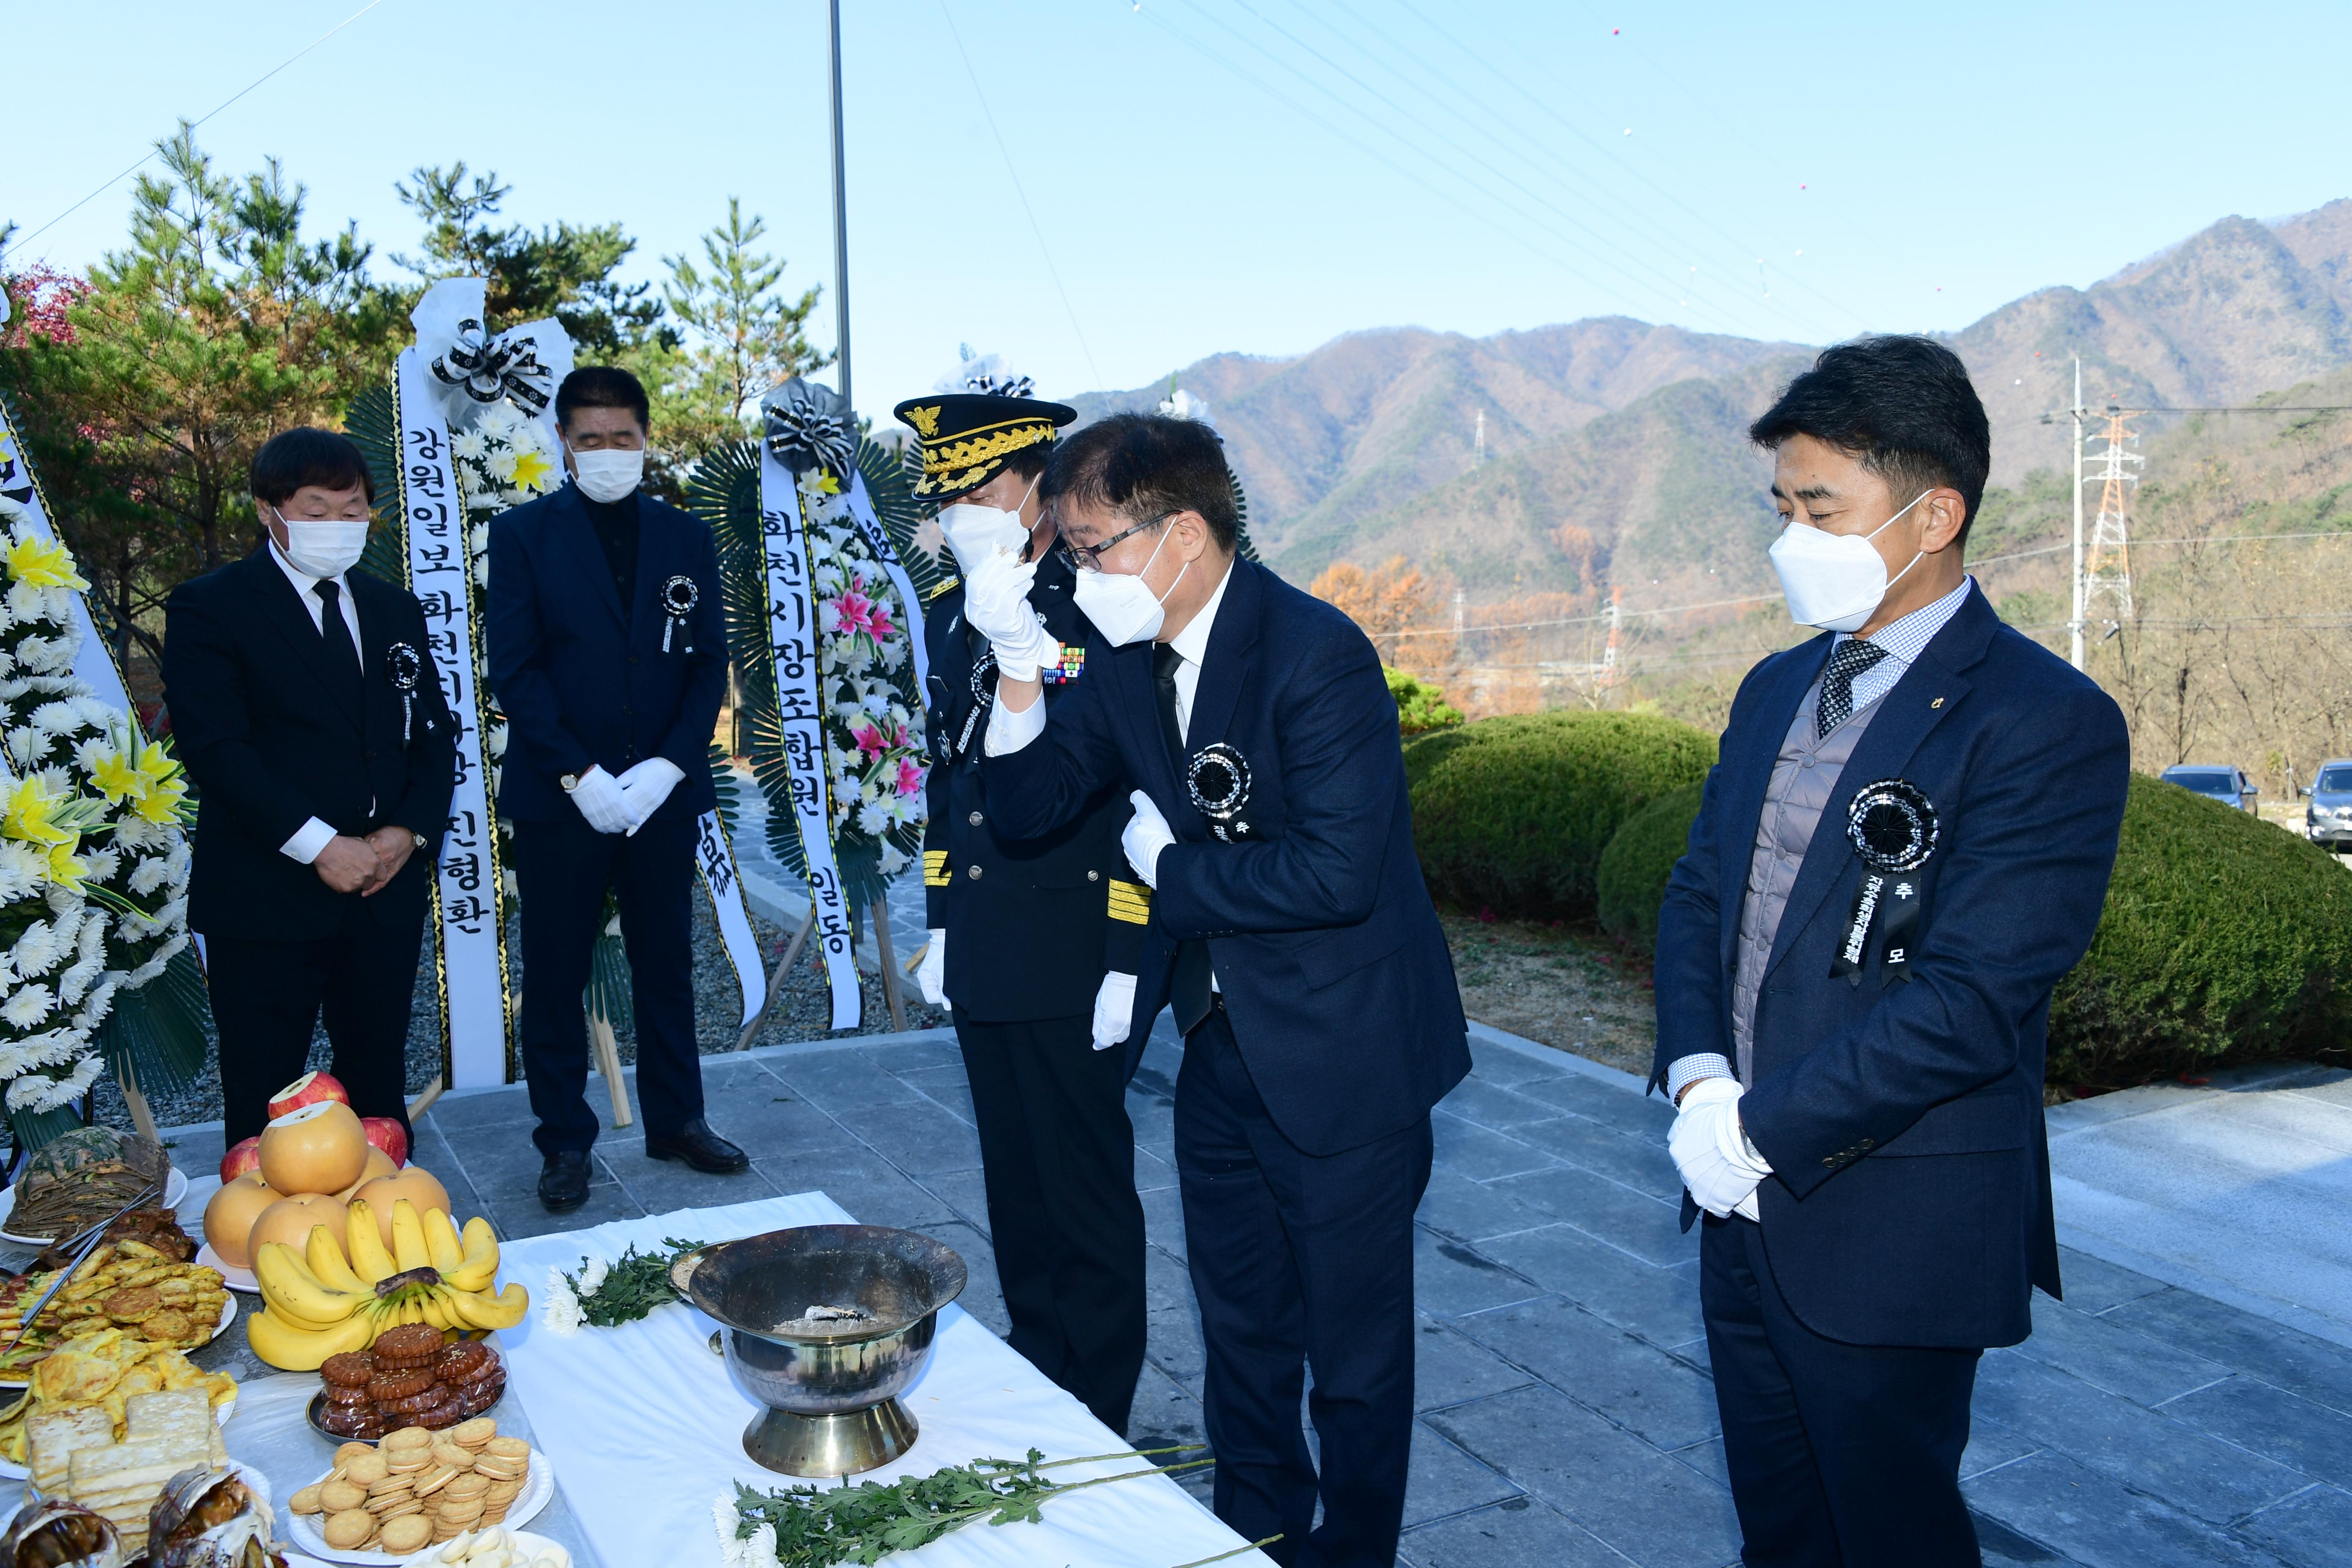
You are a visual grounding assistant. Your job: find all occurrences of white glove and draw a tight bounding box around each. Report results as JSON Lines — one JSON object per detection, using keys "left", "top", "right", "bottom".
{"left": 962, "top": 550, "right": 1057, "bottom": 682}
{"left": 916, "top": 928, "right": 946, "bottom": 1006}
{"left": 566, "top": 765, "right": 632, "bottom": 835}
{"left": 1092, "top": 971, "right": 1136, "bottom": 1050}
{"left": 616, "top": 756, "right": 686, "bottom": 835}
{"left": 1669, "top": 1076, "right": 1772, "bottom": 1221}
{"left": 1121, "top": 790, "right": 1175, "bottom": 889}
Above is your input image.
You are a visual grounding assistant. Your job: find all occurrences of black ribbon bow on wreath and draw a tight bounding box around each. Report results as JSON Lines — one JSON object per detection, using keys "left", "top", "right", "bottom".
{"left": 761, "top": 377, "right": 858, "bottom": 481}
{"left": 1830, "top": 779, "right": 1940, "bottom": 987}
{"left": 428, "top": 317, "right": 556, "bottom": 418}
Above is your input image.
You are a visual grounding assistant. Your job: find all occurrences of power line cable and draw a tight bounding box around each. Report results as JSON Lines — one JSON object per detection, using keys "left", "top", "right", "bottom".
{"left": 1123, "top": 4, "right": 1695, "bottom": 324}
{"left": 3, "top": 0, "right": 392, "bottom": 265}
{"left": 1276, "top": 0, "right": 1840, "bottom": 340}
{"left": 1195, "top": 0, "right": 1789, "bottom": 335}
{"left": 935, "top": 0, "right": 1104, "bottom": 389}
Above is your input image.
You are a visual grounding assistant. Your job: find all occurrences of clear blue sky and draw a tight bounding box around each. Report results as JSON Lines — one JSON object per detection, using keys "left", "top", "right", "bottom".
{"left": 8, "top": 1, "right": 2348, "bottom": 414}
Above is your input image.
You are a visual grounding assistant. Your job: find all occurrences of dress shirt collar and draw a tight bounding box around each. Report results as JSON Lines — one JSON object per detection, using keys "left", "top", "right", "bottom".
{"left": 1835, "top": 574, "right": 1974, "bottom": 669}
{"left": 1167, "top": 553, "right": 1236, "bottom": 670}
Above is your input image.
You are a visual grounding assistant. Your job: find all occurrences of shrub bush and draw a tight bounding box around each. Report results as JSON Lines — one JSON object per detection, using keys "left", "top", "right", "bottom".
{"left": 2048, "top": 774, "right": 2352, "bottom": 1084}
{"left": 1405, "top": 710, "right": 1717, "bottom": 919}
{"left": 1598, "top": 783, "right": 1705, "bottom": 950}
{"left": 1385, "top": 666, "right": 1464, "bottom": 735}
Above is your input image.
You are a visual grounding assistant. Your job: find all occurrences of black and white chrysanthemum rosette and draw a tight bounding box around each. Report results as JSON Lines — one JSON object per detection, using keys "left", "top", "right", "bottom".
{"left": 1831, "top": 779, "right": 1940, "bottom": 986}
{"left": 385, "top": 640, "right": 424, "bottom": 743}
{"left": 1186, "top": 743, "right": 1256, "bottom": 843}
{"left": 659, "top": 574, "right": 700, "bottom": 653}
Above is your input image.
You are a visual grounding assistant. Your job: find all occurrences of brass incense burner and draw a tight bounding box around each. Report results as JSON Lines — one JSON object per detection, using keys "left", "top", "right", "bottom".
{"left": 675, "top": 1225, "right": 965, "bottom": 1478}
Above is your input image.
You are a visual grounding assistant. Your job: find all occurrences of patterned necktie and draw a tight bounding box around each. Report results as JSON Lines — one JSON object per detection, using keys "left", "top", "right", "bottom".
{"left": 1817, "top": 638, "right": 1888, "bottom": 739}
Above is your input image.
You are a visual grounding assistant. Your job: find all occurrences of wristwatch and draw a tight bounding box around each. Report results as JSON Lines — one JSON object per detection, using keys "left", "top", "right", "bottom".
{"left": 410, "top": 830, "right": 429, "bottom": 853}
{"left": 561, "top": 773, "right": 581, "bottom": 792}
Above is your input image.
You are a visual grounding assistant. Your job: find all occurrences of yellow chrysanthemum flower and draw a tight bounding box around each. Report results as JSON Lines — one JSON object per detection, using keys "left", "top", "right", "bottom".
{"left": 3, "top": 778, "right": 76, "bottom": 847}
{"left": 511, "top": 448, "right": 555, "bottom": 493}
{"left": 89, "top": 750, "right": 147, "bottom": 806}
{"left": 5, "top": 536, "right": 90, "bottom": 592}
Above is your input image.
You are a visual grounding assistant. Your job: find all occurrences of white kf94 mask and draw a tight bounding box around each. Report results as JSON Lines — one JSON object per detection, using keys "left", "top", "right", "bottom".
{"left": 1072, "top": 523, "right": 1187, "bottom": 647}
{"left": 273, "top": 509, "right": 368, "bottom": 580}
{"left": 569, "top": 446, "right": 645, "bottom": 504}
{"left": 938, "top": 475, "right": 1041, "bottom": 572}
{"left": 1767, "top": 489, "right": 1932, "bottom": 633}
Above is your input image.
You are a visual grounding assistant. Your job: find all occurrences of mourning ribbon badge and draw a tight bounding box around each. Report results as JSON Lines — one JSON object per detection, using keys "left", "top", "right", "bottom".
{"left": 936, "top": 649, "right": 997, "bottom": 766}
{"left": 385, "top": 641, "right": 425, "bottom": 744}
{"left": 1831, "top": 779, "right": 1939, "bottom": 986}
{"left": 1186, "top": 743, "right": 1257, "bottom": 843}
{"left": 659, "top": 574, "right": 699, "bottom": 653}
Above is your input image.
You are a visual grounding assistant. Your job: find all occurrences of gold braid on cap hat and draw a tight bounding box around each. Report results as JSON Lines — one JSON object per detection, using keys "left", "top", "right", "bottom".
{"left": 917, "top": 422, "right": 1057, "bottom": 494}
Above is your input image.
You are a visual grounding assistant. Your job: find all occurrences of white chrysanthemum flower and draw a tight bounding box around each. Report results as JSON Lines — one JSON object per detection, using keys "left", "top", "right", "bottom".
{"left": 13, "top": 922, "right": 60, "bottom": 978}
{"left": 0, "top": 841, "right": 43, "bottom": 902}
{"left": 541, "top": 1267, "right": 585, "bottom": 1336}
{"left": 816, "top": 601, "right": 841, "bottom": 635}
{"left": 6, "top": 580, "right": 47, "bottom": 622}
{"left": 3, "top": 986, "right": 54, "bottom": 1028}
{"left": 855, "top": 801, "right": 889, "bottom": 836}
{"left": 577, "top": 1255, "right": 610, "bottom": 1296}
{"left": 451, "top": 430, "right": 488, "bottom": 462}
{"left": 79, "top": 847, "right": 120, "bottom": 884}
{"left": 127, "top": 856, "right": 171, "bottom": 897}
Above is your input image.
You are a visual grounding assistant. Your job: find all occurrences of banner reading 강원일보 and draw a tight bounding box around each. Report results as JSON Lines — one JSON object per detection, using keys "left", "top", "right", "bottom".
{"left": 393, "top": 347, "right": 515, "bottom": 1088}
{"left": 757, "top": 445, "right": 862, "bottom": 1031}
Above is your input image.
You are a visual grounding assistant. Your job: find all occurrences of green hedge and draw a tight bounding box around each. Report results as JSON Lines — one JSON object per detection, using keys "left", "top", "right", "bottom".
{"left": 1405, "top": 711, "right": 1716, "bottom": 919}
{"left": 1386, "top": 667, "right": 1464, "bottom": 735}
{"left": 2048, "top": 774, "right": 2352, "bottom": 1083}
{"left": 1598, "top": 783, "right": 1705, "bottom": 949}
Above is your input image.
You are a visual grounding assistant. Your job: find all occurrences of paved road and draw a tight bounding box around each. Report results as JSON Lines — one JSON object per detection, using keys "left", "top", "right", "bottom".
{"left": 166, "top": 1027, "right": 2352, "bottom": 1566}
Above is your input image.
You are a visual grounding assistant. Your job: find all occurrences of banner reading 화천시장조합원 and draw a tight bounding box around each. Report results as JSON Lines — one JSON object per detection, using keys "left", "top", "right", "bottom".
{"left": 755, "top": 435, "right": 863, "bottom": 1032}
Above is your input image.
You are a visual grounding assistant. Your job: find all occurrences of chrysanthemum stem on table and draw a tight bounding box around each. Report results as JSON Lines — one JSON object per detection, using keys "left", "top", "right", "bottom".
{"left": 717, "top": 1446, "right": 1219, "bottom": 1568}
{"left": 543, "top": 1237, "right": 700, "bottom": 1332}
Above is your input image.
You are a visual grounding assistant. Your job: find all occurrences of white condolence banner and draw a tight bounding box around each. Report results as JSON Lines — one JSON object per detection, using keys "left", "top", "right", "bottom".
{"left": 757, "top": 447, "right": 860, "bottom": 1030}
{"left": 394, "top": 348, "right": 514, "bottom": 1089}
{"left": 694, "top": 808, "right": 766, "bottom": 1029}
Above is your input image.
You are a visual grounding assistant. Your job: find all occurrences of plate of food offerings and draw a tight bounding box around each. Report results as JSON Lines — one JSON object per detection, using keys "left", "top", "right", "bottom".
{"left": 0, "top": 1390, "right": 237, "bottom": 1482}
{"left": 0, "top": 1167, "right": 188, "bottom": 1247}
{"left": 0, "top": 1272, "right": 238, "bottom": 1386}
{"left": 286, "top": 1435, "right": 552, "bottom": 1565}
{"left": 194, "top": 1241, "right": 259, "bottom": 1294}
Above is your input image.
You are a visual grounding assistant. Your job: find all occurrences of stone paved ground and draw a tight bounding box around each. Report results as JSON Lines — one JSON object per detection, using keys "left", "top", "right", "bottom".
{"left": 160, "top": 1024, "right": 2352, "bottom": 1568}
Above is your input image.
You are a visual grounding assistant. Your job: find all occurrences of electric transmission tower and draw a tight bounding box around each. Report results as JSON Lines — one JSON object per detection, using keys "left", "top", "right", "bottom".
{"left": 1598, "top": 585, "right": 1623, "bottom": 689}
{"left": 2081, "top": 408, "right": 2142, "bottom": 629}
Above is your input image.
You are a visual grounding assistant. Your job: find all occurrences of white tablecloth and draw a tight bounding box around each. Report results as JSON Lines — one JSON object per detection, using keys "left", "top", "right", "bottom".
{"left": 496, "top": 1192, "right": 1272, "bottom": 1568}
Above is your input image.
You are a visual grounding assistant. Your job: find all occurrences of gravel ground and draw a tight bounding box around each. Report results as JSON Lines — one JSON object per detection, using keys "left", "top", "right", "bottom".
{"left": 88, "top": 902, "right": 945, "bottom": 1134}
{"left": 1441, "top": 910, "right": 1657, "bottom": 1077}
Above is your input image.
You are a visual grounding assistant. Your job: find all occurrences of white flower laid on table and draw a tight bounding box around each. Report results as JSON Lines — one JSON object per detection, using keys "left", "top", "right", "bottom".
{"left": 540, "top": 1238, "right": 698, "bottom": 1335}
{"left": 0, "top": 498, "right": 193, "bottom": 1115}
{"left": 796, "top": 466, "right": 927, "bottom": 878}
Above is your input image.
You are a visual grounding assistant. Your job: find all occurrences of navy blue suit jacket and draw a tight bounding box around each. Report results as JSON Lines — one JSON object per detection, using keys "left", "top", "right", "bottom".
{"left": 485, "top": 482, "right": 727, "bottom": 824}
{"left": 1651, "top": 585, "right": 2129, "bottom": 1348}
{"left": 984, "top": 558, "right": 1469, "bottom": 1157}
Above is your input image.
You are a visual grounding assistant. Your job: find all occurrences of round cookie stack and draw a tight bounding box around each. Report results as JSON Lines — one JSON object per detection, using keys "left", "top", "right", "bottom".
{"left": 290, "top": 1416, "right": 533, "bottom": 1552}
{"left": 316, "top": 1328, "right": 508, "bottom": 1439}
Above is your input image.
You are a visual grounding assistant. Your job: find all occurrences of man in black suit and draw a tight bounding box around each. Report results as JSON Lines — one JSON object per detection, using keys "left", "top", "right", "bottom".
{"left": 975, "top": 414, "right": 1469, "bottom": 1568}
{"left": 1654, "top": 338, "right": 2130, "bottom": 1564}
{"left": 163, "top": 427, "right": 456, "bottom": 1145}
{"left": 895, "top": 388, "right": 1148, "bottom": 1435}
{"left": 485, "top": 366, "right": 743, "bottom": 1211}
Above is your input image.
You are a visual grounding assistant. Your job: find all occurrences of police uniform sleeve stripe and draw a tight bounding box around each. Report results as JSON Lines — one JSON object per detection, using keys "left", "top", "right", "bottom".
{"left": 1107, "top": 879, "right": 1152, "bottom": 924}
{"left": 924, "top": 850, "right": 951, "bottom": 887}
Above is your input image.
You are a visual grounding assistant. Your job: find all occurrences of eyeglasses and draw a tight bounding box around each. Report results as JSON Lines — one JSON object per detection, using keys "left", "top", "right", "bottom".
{"left": 1056, "top": 512, "right": 1171, "bottom": 574}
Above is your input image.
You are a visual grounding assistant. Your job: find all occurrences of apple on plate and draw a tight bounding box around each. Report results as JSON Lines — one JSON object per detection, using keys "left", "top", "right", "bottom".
{"left": 219, "top": 1136, "right": 261, "bottom": 1183}
{"left": 267, "top": 1070, "right": 350, "bottom": 1122}
{"left": 360, "top": 1116, "right": 409, "bottom": 1167}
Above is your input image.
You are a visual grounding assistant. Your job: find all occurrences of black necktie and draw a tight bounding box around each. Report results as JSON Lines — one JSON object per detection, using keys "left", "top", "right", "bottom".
{"left": 1152, "top": 643, "right": 1215, "bottom": 1034}
{"left": 314, "top": 580, "right": 364, "bottom": 716}
{"left": 1817, "top": 638, "right": 1888, "bottom": 739}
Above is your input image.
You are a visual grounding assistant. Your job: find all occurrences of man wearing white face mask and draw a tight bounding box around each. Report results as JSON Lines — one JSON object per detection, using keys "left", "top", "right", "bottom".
{"left": 973, "top": 413, "right": 1468, "bottom": 1568}
{"left": 163, "top": 428, "right": 457, "bottom": 1146}
{"left": 1652, "top": 336, "right": 2129, "bottom": 1564}
{"left": 486, "top": 366, "right": 743, "bottom": 1211}
{"left": 890, "top": 386, "right": 1149, "bottom": 1435}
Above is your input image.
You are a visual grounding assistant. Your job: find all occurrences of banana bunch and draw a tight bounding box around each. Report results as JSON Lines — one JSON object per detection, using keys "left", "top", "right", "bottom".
{"left": 246, "top": 1199, "right": 530, "bottom": 1370}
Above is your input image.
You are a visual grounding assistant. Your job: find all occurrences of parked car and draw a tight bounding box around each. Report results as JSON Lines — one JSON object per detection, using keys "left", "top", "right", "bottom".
{"left": 2159, "top": 764, "right": 2259, "bottom": 814}
{"left": 2300, "top": 758, "right": 2352, "bottom": 853}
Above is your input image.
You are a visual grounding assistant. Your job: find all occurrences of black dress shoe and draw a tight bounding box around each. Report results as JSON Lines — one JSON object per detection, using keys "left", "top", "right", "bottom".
{"left": 539, "top": 1150, "right": 593, "bottom": 1212}
{"left": 645, "top": 1118, "right": 749, "bottom": 1174}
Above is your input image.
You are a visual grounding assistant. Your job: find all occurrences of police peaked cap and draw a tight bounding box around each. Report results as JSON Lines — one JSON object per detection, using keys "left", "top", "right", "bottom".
{"left": 892, "top": 392, "right": 1076, "bottom": 500}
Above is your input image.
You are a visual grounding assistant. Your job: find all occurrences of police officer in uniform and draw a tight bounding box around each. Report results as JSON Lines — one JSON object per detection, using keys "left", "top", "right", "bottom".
{"left": 896, "top": 388, "right": 1149, "bottom": 1435}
